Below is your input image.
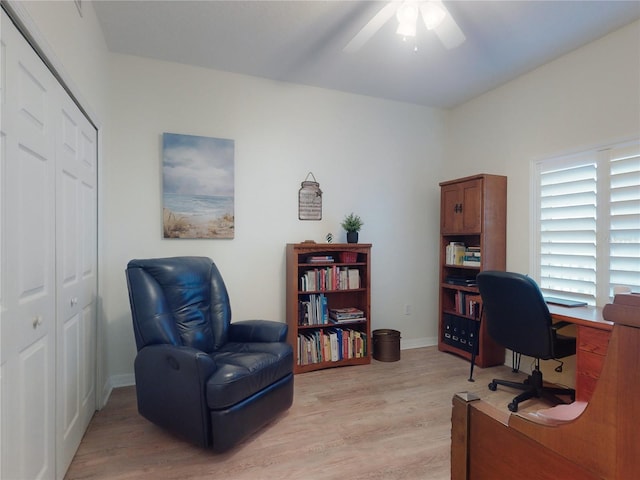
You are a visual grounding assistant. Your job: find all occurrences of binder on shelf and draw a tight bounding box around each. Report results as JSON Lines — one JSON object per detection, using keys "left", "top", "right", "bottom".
{"left": 445, "top": 275, "right": 477, "bottom": 287}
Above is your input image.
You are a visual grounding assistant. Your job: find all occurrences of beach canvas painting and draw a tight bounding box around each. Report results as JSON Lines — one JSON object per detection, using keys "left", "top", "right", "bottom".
{"left": 162, "top": 132, "right": 234, "bottom": 239}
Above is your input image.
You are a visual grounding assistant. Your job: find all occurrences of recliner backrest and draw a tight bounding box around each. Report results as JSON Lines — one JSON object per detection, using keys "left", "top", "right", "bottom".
{"left": 126, "top": 256, "right": 231, "bottom": 352}
{"left": 477, "top": 271, "right": 555, "bottom": 359}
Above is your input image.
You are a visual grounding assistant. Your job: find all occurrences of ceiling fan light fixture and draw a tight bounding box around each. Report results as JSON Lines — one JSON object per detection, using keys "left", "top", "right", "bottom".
{"left": 396, "top": 1, "right": 419, "bottom": 37}
{"left": 420, "top": 1, "right": 446, "bottom": 30}
{"left": 396, "top": 20, "right": 417, "bottom": 38}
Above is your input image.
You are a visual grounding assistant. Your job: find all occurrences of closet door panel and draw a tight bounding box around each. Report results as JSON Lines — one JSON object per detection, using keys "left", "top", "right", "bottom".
{"left": 18, "top": 337, "right": 53, "bottom": 480}
{"left": 1, "top": 12, "right": 56, "bottom": 480}
{"left": 61, "top": 312, "right": 81, "bottom": 436}
{"left": 55, "top": 92, "right": 97, "bottom": 478}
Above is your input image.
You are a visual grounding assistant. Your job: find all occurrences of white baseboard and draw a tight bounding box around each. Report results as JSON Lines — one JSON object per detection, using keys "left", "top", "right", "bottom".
{"left": 99, "top": 373, "right": 135, "bottom": 409}
{"left": 401, "top": 336, "right": 438, "bottom": 350}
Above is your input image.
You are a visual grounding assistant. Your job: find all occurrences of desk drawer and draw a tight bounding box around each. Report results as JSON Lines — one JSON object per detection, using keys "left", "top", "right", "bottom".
{"left": 576, "top": 327, "right": 611, "bottom": 402}
{"left": 576, "top": 349, "right": 604, "bottom": 402}
{"left": 576, "top": 372, "right": 598, "bottom": 403}
{"left": 578, "top": 326, "right": 610, "bottom": 355}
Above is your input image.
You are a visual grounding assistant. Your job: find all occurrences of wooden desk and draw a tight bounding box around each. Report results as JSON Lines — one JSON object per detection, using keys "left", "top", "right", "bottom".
{"left": 451, "top": 294, "right": 640, "bottom": 480}
{"left": 548, "top": 305, "right": 613, "bottom": 401}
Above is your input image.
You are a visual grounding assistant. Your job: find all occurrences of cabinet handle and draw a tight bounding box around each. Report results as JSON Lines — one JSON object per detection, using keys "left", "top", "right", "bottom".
{"left": 32, "top": 315, "right": 43, "bottom": 329}
{"left": 454, "top": 203, "right": 463, "bottom": 213}
{"left": 70, "top": 297, "right": 78, "bottom": 307}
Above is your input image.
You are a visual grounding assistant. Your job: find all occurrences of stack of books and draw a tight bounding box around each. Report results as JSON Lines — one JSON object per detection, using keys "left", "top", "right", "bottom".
{"left": 462, "top": 246, "right": 481, "bottom": 267}
{"left": 328, "top": 307, "right": 365, "bottom": 324}
{"left": 306, "top": 255, "right": 334, "bottom": 263}
{"left": 445, "top": 275, "right": 477, "bottom": 287}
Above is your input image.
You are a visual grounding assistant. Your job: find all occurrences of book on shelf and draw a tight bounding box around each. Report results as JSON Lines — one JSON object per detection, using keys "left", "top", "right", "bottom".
{"left": 445, "top": 242, "right": 466, "bottom": 265}
{"left": 329, "top": 307, "right": 364, "bottom": 320}
{"left": 453, "top": 291, "right": 482, "bottom": 318}
{"left": 300, "top": 266, "right": 360, "bottom": 292}
{"left": 295, "top": 327, "right": 367, "bottom": 366}
{"left": 462, "top": 256, "right": 481, "bottom": 267}
{"left": 329, "top": 330, "right": 339, "bottom": 362}
{"left": 306, "top": 255, "right": 334, "bottom": 263}
{"left": 348, "top": 268, "right": 360, "bottom": 288}
{"left": 298, "top": 294, "right": 329, "bottom": 325}
{"left": 329, "top": 317, "right": 366, "bottom": 325}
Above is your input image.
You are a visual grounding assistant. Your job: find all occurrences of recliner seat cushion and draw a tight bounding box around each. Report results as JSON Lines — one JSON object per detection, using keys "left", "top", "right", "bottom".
{"left": 206, "top": 342, "right": 293, "bottom": 409}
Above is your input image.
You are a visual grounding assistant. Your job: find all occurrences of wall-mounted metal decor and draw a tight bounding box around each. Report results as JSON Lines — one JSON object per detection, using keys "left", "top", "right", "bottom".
{"left": 298, "top": 172, "right": 323, "bottom": 220}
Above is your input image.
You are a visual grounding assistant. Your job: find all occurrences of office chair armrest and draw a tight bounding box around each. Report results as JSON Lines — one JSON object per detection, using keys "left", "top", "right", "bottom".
{"left": 229, "top": 320, "right": 288, "bottom": 343}
{"left": 552, "top": 320, "right": 573, "bottom": 331}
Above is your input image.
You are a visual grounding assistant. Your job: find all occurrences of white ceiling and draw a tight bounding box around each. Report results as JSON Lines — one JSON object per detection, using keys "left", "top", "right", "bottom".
{"left": 93, "top": 0, "right": 640, "bottom": 109}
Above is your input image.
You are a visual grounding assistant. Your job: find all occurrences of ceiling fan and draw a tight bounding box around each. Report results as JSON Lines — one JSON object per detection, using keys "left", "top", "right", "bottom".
{"left": 344, "top": 0, "right": 465, "bottom": 53}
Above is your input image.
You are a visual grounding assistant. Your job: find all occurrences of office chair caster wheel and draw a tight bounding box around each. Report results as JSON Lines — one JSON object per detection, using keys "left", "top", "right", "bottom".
{"left": 488, "top": 381, "right": 497, "bottom": 391}
{"left": 508, "top": 401, "right": 519, "bottom": 412}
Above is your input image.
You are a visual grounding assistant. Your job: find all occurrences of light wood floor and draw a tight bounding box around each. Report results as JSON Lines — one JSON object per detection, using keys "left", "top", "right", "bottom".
{"left": 65, "top": 347, "right": 553, "bottom": 480}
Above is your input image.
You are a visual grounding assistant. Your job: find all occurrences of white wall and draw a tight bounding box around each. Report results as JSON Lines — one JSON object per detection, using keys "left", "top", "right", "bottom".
{"left": 446, "top": 20, "right": 640, "bottom": 275}
{"left": 103, "top": 54, "right": 446, "bottom": 381}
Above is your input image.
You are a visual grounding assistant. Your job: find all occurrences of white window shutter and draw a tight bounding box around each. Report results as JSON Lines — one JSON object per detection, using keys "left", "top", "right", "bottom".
{"left": 608, "top": 145, "right": 640, "bottom": 296}
{"left": 539, "top": 159, "right": 597, "bottom": 304}
{"left": 534, "top": 140, "right": 640, "bottom": 306}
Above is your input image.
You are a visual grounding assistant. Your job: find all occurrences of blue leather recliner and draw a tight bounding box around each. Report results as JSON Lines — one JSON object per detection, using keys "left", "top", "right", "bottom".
{"left": 125, "top": 256, "right": 294, "bottom": 452}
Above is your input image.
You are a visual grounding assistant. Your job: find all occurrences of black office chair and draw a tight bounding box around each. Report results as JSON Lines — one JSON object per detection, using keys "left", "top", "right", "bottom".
{"left": 476, "top": 271, "right": 576, "bottom": 412}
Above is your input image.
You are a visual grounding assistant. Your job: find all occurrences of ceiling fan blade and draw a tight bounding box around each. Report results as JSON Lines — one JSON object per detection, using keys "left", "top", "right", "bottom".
{"left": 424, "top": 0, "right": 466, "bottom": 49}
{"left": 343, "top": 2, "right": 399, "bottom": 53}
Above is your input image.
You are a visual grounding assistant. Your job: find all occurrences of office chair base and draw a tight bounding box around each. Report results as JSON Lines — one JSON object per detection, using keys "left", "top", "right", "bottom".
{"left": 488, "top": 368, "right": 575, "bottom": 412}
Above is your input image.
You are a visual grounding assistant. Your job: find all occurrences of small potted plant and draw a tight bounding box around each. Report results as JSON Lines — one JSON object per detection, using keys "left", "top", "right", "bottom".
{"left": 341, "top": 213, "right": 363, "bottom": 243}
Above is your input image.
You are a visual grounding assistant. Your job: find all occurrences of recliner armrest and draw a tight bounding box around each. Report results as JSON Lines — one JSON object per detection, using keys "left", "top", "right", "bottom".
{"left": 229, "top": 320, "right": 288, "bottom": 343}
{"left": 134, "top": 344, "right": 217, "bottom": 447}
{"left": 135, "top": 344, "right": 217, "bottom": 382}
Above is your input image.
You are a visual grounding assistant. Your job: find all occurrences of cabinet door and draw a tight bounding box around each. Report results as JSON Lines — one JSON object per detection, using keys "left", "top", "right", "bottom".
{"left": 441, "top": 179, "right": 482, "bottom": 234}
{"left": 441, "top": 183, "right": 462, "bottom": 233}
{"left": 460, "top": 179, "right": 482, "bottom": 233}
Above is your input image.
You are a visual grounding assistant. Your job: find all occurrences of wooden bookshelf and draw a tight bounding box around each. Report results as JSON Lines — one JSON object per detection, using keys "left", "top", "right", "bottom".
{"left": 438, "top": 174, "right": 507, "bottom": 368}
{"left": 286, "top": 243, "right": 372, "bottom": 374}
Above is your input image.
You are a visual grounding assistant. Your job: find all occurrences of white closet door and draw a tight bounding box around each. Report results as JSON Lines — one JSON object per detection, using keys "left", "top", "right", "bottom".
{"left": 1, "top": 11, "right": 57, "bottom": 480}
{"left": 55, "top": 90, "right": 97, "bottom": 477}
{"left": 1, "top": 10, "right": 98, "bottom": 479}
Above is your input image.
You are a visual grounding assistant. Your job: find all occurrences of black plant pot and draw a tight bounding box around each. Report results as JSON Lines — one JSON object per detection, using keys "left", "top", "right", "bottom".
{"left": 347, "top": 232, "right": 359, "bottom": 243}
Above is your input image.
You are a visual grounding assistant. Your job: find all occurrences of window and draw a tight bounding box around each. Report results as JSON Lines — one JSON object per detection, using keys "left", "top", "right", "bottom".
{"left": 532, "top": 140, "right": 640, "bottom": 306}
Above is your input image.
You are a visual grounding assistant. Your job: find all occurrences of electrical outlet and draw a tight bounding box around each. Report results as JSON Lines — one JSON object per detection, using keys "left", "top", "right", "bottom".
{"left": 403, "top": 304, "right": 412, "bottom": 315}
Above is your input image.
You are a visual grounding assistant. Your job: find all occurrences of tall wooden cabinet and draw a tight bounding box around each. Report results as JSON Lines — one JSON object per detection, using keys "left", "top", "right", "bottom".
{"left": 438, "top": 174, "right": 507, "bottom": 367}
{"left": 286, "top": 243, "right": 371, "bottom": 374}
